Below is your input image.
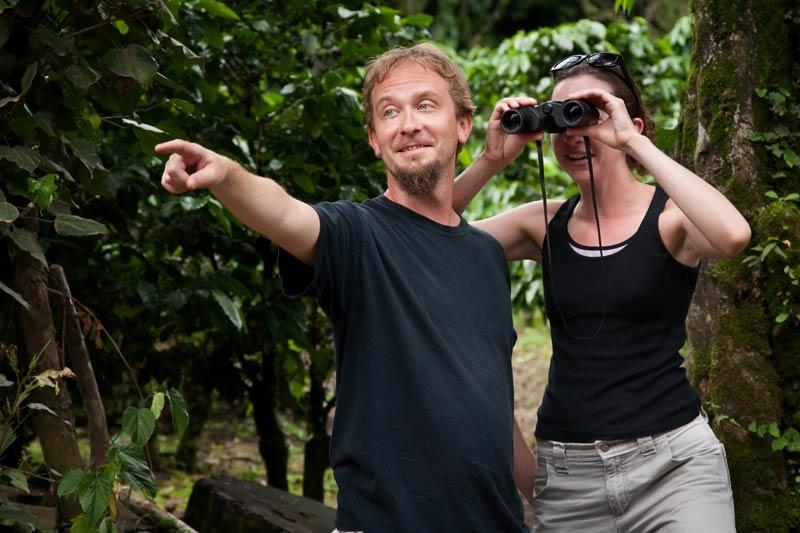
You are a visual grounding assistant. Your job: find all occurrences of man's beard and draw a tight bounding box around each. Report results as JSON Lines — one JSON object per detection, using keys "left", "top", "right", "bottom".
{"left": 391, "top": 160, "right": 441, "bottom": 196}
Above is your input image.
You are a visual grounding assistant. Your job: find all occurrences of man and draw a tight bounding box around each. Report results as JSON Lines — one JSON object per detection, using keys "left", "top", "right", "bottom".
{"left": 157, "top": 42, "right": 532, "bottom": 532}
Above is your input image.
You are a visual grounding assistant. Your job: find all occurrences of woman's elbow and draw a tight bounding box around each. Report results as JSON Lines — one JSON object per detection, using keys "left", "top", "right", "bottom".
{"left": 720, "top": 221, "right": 752, "bottom": 257}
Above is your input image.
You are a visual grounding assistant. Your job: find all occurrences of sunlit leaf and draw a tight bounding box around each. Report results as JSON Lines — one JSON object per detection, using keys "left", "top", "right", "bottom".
{"left": 150, "top": 392, "right": 165, "bottom": 419}
{"left": 121, "top": 118, "right": 166, "bottom": 134}
{"left": 27, "top": 402, "right": 58, "bottom": 417}
{"left": 113, "top": 20, "right": 129, "bottom": 34}
{"left": 403, "top": 13, "right": 433, "bottom": 26}
{"left": 212, "top": 290, "right": 243, "bottom": 330}
{"left": 196, "top": 0, "right": 240, "bottom": 20}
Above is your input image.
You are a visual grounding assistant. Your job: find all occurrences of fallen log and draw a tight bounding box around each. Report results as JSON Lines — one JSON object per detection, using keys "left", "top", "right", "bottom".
{"left": 184, "top": 475, "right": 335, "bottom": 533}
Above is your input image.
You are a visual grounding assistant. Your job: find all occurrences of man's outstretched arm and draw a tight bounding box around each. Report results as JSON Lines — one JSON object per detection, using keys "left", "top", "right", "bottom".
{"left": 156, "top": 140, "right": 320, "bottom": 265}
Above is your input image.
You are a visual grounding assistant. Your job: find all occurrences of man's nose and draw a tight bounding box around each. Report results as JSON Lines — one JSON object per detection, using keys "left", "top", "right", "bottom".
{"left": 400, "top": 109, "right": 422, "bottom": 134}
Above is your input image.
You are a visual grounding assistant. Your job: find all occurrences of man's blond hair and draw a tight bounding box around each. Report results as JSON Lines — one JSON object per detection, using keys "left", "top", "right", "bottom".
{"left": 362, "top": 42, "right": 475, "bottom": 131}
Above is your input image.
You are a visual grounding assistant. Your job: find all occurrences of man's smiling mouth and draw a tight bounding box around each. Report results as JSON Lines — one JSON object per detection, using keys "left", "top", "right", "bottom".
{"left": 398, "top": 144, "right": 430, "bottom": 153}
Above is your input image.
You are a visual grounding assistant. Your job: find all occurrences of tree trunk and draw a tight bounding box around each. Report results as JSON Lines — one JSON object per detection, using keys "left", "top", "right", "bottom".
{"left": 176, "top": 382, "right": 212, "bottom": 472}
{"left": 678, "top": 1, "right": 800, "bottom": 530}
{"left": 250, "top": 343, "right": 288, "bottom": 490}
{"left": 12, "top": 248, "right": 84, "bottom": 523}
{"left": 49, "top": 265, "right": 109, "bottom": 468}
{"left": 302, "top": 361, "right": 330, "bottom": 502}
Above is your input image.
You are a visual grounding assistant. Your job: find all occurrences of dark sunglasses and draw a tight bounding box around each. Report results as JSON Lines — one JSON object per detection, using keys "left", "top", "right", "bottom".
{"left": 550, "top": 53, "right": 641, "bottom": 113}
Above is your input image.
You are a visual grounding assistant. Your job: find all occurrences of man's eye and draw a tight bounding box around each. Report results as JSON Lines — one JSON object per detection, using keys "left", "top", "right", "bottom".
{"left": 384, "top": 108, "right": 398, "bottom": 117}
{"left": 419, "top": 103, "right": 433, "bottom": 110}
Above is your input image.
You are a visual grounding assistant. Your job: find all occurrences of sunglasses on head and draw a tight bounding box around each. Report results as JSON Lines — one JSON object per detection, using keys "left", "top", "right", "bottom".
{"left": 550, "top": 53, "right": 641, "bottom": 113}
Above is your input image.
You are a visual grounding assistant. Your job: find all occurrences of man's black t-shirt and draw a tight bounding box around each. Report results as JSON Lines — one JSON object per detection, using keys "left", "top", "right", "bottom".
{"left": 279, "top": 195, "right": 526, "bottom": 532}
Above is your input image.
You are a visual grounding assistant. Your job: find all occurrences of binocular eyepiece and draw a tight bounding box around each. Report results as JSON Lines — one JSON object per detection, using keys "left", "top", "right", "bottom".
{"left": 501, "top": 100, "right": 599, "bottom": 134}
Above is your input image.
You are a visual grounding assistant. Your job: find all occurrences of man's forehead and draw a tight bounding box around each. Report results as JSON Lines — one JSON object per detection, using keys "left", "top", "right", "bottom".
{"left": 372, "top": 63, "right": 447, "bottom": 98}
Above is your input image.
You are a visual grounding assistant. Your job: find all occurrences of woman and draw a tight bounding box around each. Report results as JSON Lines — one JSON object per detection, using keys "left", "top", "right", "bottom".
{"left": 454, "top": 53, "right": 750, "bottom": 531}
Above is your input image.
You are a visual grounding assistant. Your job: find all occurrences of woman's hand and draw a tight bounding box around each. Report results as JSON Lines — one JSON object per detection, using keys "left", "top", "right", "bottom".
{"left": 481, "top": 96, "right": 544, "bottom": 167}
{"left": 563, "top": 88, "right": 644, "bottom": 152}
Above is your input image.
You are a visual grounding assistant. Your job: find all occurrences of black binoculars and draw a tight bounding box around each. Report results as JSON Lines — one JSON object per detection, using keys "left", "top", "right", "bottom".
{"left": 500, "top": 100, "right": 599, "bottom": 134}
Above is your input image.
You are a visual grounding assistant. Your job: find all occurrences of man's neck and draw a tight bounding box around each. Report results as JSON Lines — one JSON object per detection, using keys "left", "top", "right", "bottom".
{"left": 384, "top": 178, "right": 459, "bottom": 227}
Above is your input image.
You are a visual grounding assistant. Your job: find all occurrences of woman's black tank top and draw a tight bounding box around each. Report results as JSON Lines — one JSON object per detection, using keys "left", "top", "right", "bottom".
{"left": 536, "top": 186, "right": 700, "bottom": 442}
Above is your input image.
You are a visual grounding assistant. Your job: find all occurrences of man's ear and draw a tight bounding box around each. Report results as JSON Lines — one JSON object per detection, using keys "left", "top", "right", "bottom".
{"left": 457, "top": 114, "right": 473, "bottom": 146}
{"left": 368, "top": 128, "right": 381, "bottom": 158}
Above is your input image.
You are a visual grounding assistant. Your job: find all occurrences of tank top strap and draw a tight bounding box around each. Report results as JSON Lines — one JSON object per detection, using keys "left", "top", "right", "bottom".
{"left": 638, "top": 186, "right": 669, "bottom": 244}
{"left": 548, "top": 193, "right": 581, "bottom": 232}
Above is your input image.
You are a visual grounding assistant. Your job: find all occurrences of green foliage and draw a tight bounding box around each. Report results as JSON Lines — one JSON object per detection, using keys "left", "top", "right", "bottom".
{"left": 743, "top": 86, "right": 800, "bottom": 328}
{"left": 749, "top": 421, "right": 800, "bottom": 491}
{"left": 749, "top": 87, "right": 800, "bottom": 175}
{"left": 57, "top": 388, "right": 188, "bottom": 532}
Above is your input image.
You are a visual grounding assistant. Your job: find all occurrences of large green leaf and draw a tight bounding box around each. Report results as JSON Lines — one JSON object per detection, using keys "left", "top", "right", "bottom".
{"left": 109, "top": 443, "right": 156, "bottom": 498}
{"left": 63, "top": 138, "right": 105, "bottom": 174}
{"left": 0, "top": 201, "right": 19, "bottom": 223}
{"left": 0, "top": 427, "right": 17, "bottom": 456}
{"left": 4, "top": 227, "right": 47, "bottom": 267}
{"left": 65, "top": 63, "right": 101, "bottom": 93}
{"left": 77, "top": 468, "right": 113, "bottom": 525}
{"left": 0, "top": 145, "right": 40, "bottom": 172}
{"left": 69, "top": 513, "right": 96, "bottom": 533}
{"left": 212, "top": 289, "right": 243, "bottom": 330}
{"left": 57, "top": 468, "right": 86, "bottom": 497}
{"left": 98, "top": 516, "right": 118, "bottom": 533}
{"left": 168, "top": 388, "right": 189, "bottom": 433}
{"left": 195, "top": 0, "right": 240, "bottom": 20}
{"left": 121, "top": 407, "right": 155, "bottom": 446}
{"left": 103, "top": 45, "right": 158, "bottom": 84}
{"left": 54, "top": 214, "right": 108, "bottom": 237}
{"left": 1, "top": 468, "right": 29, "bottom": 493}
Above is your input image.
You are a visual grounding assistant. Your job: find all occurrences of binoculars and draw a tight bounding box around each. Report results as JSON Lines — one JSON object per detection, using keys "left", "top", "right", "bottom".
{"left": 500, "top": 100, "right": 599, "bottom": 134}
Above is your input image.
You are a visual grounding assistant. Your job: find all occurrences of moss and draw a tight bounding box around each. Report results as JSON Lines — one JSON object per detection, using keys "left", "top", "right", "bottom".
{"left": 700, "top": 57, "right": 739, "bottom": 157}
{"left": 752, "top": 0, "right": 795, "bottom": 84}
{"left": 703, "top": 0, "right": 751, "bottom": 35}
{"left": 736, "top": 490, "right": 800, "bottom": 532}
{"left": 709, "top": 257, "right": 751, "bottom": 294}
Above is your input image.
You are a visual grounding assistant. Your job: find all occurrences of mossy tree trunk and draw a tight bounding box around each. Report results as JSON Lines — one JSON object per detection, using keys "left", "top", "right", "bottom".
{"left": 12, "top": 248, "right": 84, "bottom": 522}
{"left": 678, "top": 1, "right": 800, "bottom": 530}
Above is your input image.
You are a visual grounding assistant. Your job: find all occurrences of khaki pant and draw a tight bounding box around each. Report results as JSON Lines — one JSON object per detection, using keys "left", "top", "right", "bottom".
{"left": 533, "top": 414, "right": 736, "bottom": 532}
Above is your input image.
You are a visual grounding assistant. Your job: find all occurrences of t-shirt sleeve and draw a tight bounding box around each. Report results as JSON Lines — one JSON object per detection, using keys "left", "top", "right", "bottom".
{"left": 278, "top": 201, "right": 361, "bottom": 313}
